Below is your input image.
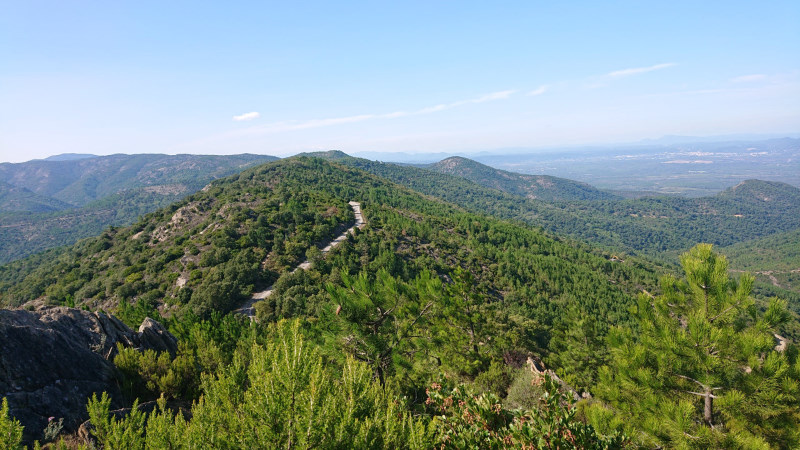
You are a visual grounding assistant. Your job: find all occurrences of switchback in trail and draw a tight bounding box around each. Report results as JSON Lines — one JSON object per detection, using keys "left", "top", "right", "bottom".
{"left": 233, "top": 201, "right": 365, "bottom": 317}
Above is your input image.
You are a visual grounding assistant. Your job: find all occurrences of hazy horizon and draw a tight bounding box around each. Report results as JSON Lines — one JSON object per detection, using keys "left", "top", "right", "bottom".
{"left": 2, "top": 132, "right": 799, "bottom": 165}
{"left": 2, "top": 1, "right": 799, "bottom": 163}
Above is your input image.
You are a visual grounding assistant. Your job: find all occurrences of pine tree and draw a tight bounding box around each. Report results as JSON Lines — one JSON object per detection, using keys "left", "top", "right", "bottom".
{"left": 0, "top": 398, "right": 24, "bottom": 450}
{"left": 587, "top": 244, "right": 800, "bottom": 448}
{"left": 548, "top": 302, "right": 608, "bottom": 392}
{"left": 327, "top": 268, "right": 442, "bottom": 386}
{"left": 433, "top": 267, "right": 492, "bottom": 377}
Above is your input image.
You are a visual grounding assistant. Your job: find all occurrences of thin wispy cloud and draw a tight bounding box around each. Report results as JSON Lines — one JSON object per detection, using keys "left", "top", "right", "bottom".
{"left": 584, "top": 63, "right": 678, "bottom": 89}
{"left": 731, "top": 74, "right": 766, "bottom": 83}
{"left": 241, "top": 90, "right": 517, "bottom": 135}
{"left": 469, "top": 90, "right": 516, "bottom": 103}
{"left": 606, "top": 63, "right": 677, "bottom": 78}
{"left": 259, "top": 114, "right": 376, "bottom": 133}
{"left": 527, "top": 85, "right": 548, "bottom": 96}
{"left": 232, "top": 111, "right": 260, "bottom": 121}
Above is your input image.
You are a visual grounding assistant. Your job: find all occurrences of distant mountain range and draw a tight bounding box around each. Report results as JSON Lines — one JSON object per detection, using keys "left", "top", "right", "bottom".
{"left": 473, "top": 138, "right": 800, "bottom": 196}
{"left": 2, "top": 150, "right": 800, "bottom": 301}
{"left": 0, "top": 153, "right": 277, "bottom": 208}
{"left": 0, "top": 156, "right": 658, "bottom": 337}
{"left": 40, "top": 153, "right": 98, "bottom": 161}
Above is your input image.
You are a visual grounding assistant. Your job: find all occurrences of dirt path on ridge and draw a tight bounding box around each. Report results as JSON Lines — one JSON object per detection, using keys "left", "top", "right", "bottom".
{"left": 233, "top": 201, "right": 365, "bottom": 317}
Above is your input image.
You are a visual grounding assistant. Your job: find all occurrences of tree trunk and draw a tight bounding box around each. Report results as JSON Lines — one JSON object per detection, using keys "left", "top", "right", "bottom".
{"left": 376, "top": 366, "right": 385, "bottom": 387}
{"left": 704, "top": 388, "right": 713, "bottom": 426}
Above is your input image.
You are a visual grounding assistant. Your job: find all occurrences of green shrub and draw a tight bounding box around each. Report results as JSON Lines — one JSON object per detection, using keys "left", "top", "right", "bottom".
{"left": 473, "top": 360, "right": 513, "bottom": 398}
{"left": 504, "top": 369, "right": 544, "bottom": 410}
{"left": 115, "top": 343, "right": 204, "bottom": 401}
{"left": 92, "top": 320, "right": 430, "bottom": 448}
{"left": 425, "top": 373, "right": 628, "bottom": 449}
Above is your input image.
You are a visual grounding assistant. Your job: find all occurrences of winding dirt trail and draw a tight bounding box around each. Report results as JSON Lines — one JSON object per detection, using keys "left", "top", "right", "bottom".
{"left": 234, "top": 201, "right": 365, "bottom": 317}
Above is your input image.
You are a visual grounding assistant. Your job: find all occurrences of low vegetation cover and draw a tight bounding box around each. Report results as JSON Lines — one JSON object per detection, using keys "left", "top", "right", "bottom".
{"left": 1, "top": 321, "right": 623, "bottom": 449}
{"left": 0, "top": 398, "right": 24, "bottom": 449}
{"left": 0, "top": 158, "right": 798, "bottom": 448}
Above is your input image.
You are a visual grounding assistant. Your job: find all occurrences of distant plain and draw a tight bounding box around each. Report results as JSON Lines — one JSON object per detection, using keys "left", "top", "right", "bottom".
{"left": 473, "top": 138, "right": 800, "bottom": 196}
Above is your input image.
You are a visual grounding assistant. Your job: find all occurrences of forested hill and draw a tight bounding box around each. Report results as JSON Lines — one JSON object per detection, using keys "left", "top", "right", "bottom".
{"left": 424, "top": 156, "right": 619, "bottom": 201}
{"left": 716, "top": 178, "right": 800, "bottom": 204}
{"left": 0, "top": 153, "right": 278, "bottom": 263}
{"left": 303, "top": 151, "right": 800, "bottom": 262}
{"left": 0, "top": 157, "right": 659, "bottom": 375}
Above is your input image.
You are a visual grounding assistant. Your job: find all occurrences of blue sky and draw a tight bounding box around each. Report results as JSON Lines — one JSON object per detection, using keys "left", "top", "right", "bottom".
{"left": 1, "top": 1, "right": 798, "bottom": 162}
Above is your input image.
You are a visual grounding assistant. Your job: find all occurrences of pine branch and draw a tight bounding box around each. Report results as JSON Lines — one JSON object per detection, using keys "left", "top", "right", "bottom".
{"left": 708, "top": 299, "right": 744, "bottom": 324}
{"left": 674, "top": 373, "right": 708, "bottom": 389}
{"left": 684, "top": 390, "right": 718, "bottom": 399}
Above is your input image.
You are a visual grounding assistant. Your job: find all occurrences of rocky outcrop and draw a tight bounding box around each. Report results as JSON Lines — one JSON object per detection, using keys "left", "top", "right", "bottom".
{"left": 0, "top": 306, "right": 176, "bottom": 444}
{"left": 138, "top": 317, "right": 178, "bottom": 357}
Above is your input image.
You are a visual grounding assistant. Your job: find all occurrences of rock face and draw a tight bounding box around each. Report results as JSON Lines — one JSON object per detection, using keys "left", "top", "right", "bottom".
{"left": 138, "top": 317, "right": 178, "bottom": 357}
{"left": 0, "top": 306, "right": 176, "bottom": 443}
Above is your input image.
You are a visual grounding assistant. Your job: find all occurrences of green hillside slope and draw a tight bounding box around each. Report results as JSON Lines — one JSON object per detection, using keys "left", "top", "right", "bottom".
{"left": 0, "top": 154, "right": 278, "bottom": 263}
{"left": 723, "top": 228, "right": 800, "bottom": 272}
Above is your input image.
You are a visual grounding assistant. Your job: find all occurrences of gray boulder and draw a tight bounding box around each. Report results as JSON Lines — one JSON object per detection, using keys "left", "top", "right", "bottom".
{"left": 138, "top": 317, "right": 178, "bottom": 357}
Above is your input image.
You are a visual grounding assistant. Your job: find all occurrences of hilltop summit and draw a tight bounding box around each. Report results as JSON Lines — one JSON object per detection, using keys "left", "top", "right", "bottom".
{"left": 425, "top": 156, "right": 619, "bottom": 201}
{"left": 717, "top": 179, "right": 800, "bottom": 204}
